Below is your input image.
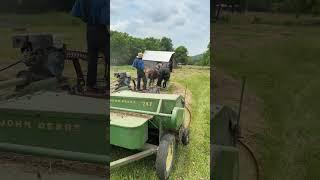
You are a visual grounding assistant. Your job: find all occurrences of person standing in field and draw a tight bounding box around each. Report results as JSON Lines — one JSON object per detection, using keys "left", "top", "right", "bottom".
{"left": 132, "top": 52, "right": 147, "bottom": 90}
{"left": 71, "top": 0, "right": 109, "bottom": 91}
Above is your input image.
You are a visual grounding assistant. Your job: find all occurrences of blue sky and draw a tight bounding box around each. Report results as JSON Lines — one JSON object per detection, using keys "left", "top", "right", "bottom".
{"left": 110, "top": 0, "right": 210, "bottom": 56}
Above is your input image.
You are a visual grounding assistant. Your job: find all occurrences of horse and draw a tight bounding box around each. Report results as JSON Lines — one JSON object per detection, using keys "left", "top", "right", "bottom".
{"left": 145, "top": 63, "right": 163, "bottom": 87}
{"left": 157, "top": 64, "right": 171, "bottom": 88}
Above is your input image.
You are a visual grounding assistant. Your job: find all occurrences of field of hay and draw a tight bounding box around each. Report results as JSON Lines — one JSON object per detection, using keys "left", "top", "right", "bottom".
{"left": 215, "top": 12, "right": 320, "bottom": 179}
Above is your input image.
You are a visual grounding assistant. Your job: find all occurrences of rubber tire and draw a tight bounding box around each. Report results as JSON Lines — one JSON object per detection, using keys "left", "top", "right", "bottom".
{"left": 182, "top": 128, "right": 190, "bottom": 145}
{"left": 156, "top": 134, "right": 176, "bottom": 180}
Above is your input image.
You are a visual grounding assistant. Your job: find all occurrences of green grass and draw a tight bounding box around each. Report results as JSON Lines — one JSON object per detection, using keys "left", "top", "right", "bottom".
{"left": 110, "top": 66, "right": 210, "bottom": 180}
{"left": 215, "top": 12, "right": 320, "bottom": 179}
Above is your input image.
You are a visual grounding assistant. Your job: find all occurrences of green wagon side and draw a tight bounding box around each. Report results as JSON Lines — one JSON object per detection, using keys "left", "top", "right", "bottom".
{"left": 0, "top": 91, "right": 110, "bottom": 164}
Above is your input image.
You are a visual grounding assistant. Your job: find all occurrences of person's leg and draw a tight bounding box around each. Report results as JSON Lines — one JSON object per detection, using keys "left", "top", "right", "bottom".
{"left": 86, "top": 25, "right": 99, "bottom": 88}
{"left": 142, "top": 73, "right": 147, "bottom": 90}
{"left": 137, "top": 73, "right": 141, "bottom": 90}
{"left": 99, "top": 25, "right": 109, "bottom": 83}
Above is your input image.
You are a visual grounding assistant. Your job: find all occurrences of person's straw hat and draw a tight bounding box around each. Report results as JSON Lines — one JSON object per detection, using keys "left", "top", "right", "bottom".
{"left": 137, "top": 52, "right": 143, "bottom": 58}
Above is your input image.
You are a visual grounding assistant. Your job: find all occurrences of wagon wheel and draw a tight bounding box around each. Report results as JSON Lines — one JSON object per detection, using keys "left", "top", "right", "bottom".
{"left": 156, "top": 134, "right": 176, "bottom": 180}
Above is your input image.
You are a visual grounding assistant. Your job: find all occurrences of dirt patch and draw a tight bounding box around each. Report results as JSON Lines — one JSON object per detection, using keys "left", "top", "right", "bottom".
{"left": 168, "top": 82, "right": 192, "bottom": 128}
{"left": 169, "top": 82, "right": 192, "bottom": 106}
{"left": 215, "top": 69, "right": 265, "bottom": 180}
{"left": 0, "top": 152, "right": 107, "bottom": 178}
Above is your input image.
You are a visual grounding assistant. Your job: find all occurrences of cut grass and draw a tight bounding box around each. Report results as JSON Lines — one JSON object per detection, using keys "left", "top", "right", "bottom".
{"left": 215, "top": 12, "right": 320, "bottom": 180}
{"left": 110, "top": 66, "right": 210, "bottom": 180}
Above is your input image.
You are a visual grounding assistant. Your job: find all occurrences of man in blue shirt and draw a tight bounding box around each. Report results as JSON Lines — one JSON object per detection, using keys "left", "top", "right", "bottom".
{"left": 132, "top": 52, "right": 147, "bottom": 90}
{"left": 71, "top": 0, "right": 109, "bottom": 91}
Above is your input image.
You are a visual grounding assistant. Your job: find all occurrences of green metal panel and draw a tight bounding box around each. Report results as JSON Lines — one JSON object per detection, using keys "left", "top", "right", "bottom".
{"left": 170, "top": 107, "right": 185, "bottom": 129}
{"left": 110, "top": 91, "right": 185, "bottom": 130}
{"left": 212, "top": 145, "right": 239, "bottom": 180}
{"left": 0, "top": 109, "right": 108, "bottom": 156}
{"left": 112, "top": 90, "right": 181, "bottom": 100}
{"left": 111, "top": 96, "right": 160, "bottom": 113}
{"left": 0, "top": 92, "right": 107, "bottom": 115}
{"left": 111, "top": 91, "right": 182, "bottom": 115}
{"left": 110, "top": 112, "right": 149, "bottom": 150}
{"left": 0, "top": 92, "right": 109, "bottom": 164}
{"left": 212, "top": 105, "right": 239, "bottom": 180}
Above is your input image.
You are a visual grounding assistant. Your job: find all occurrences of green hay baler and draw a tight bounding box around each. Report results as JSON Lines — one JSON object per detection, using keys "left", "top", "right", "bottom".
{"left": 0, "top": 33, "right": 109, "bottom": 179}
{"left": 110, "top": 90, "right": 191, "bottom": 180}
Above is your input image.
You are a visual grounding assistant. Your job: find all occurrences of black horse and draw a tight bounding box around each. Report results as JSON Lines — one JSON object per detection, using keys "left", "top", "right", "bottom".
{"left": 156, "top": 64, "right": 171, "bottom": 88}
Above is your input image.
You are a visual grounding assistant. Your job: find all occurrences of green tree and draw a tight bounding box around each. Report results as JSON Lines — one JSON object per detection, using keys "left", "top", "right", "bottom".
{"left": 193, "top": 42, "right": 210, "bottom": 66}
{"left": 159, "top": 37, "right": 174, "bottom": 51}
{"left": 278, "top": 0, "right": 320, "bottom": 17}
{"left": 175, "top": 46, "right": 189, "bottom": 64}
{"left": 110, "top": 31, "right": 131, "bottom": 65}
{"left": 200, "top": 46, "right": 210, "bottom": 66}
{"left": 144, "top": 37, "right": 161, "bottom": 50}
{"left": 110, "top": 30, "right": 178, "bottom": 65}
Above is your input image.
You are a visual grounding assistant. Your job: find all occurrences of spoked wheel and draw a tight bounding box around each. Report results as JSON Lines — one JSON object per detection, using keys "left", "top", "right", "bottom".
{"left": 156, "top": 134, "right": 176, "bottom": 180}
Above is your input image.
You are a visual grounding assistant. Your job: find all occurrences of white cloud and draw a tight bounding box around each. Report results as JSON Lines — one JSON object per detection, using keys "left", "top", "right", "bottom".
{"left": 110, "top": 0, "right": 210, "bottom": 55}
{"left": 110, "top": 20, "right": 129, "bottom": 32}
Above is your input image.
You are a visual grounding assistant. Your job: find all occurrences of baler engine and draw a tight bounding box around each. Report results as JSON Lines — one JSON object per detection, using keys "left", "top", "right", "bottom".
{"left": 0, "top": 33, "right": 108, "bottom": 98}
{"left": 12, "top": 33, "right": 65, "bottom": 87}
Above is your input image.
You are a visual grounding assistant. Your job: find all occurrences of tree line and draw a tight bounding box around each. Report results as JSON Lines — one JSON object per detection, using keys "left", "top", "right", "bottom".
{"left": 273, "top": 0, "right": 320, "bottom": 17}
{"left": 214, "top": 0, "right": 320, "bottom": 16}
{"left": 110, "top": 31, "right": 194, "bottom": 66}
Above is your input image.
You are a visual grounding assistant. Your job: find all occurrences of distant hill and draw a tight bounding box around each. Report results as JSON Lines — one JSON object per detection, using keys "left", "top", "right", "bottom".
{"left": 191, "top": 54, "right": 204, "bottom": 61}
{"left": 188, "top": 52, "right": 209, "bottom": 66}
{"left": 187, "top": 54, "right": 204, "bottom": 65}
